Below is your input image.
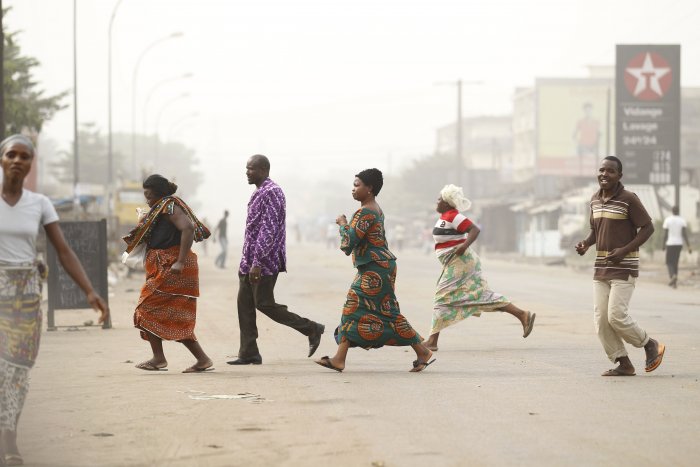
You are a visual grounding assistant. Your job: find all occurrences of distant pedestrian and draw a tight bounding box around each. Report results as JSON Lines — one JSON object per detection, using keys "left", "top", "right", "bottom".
{"left": 662, "top": 206, "right": 692, "bottom": 288}
{"left": 0, "top": 135, "right": 109, "bottom": 466}
{"left": 214, "top": 210, "right": 229, "bottom": 268}
{"left": 315, "top": 168, "right": 434, "bottom": 373}
{"left": 393, "top": 223, "right": 406, "bottom": 251}
{"left": 575, "top": 156, "right": 665, "bottom": 376}
{"left": 229, "top": 155, "right": 325, "bottom": 365}
{"left": 325, "top": 222, "right": 338, "bottom": 249}
{"left": 124, "top": 174, "right": 213, "bottom": 373}
{"left": 423, "top": 184, "right": 535, "bottom": 352}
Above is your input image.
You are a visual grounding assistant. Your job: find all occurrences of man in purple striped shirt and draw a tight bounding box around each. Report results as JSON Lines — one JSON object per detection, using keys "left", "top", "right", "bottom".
{"left": 227, "top": 155, "right": 325, "bottom": 365}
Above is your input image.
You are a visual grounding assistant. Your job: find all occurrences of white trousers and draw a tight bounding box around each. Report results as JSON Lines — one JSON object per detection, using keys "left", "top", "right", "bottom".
{"left": 593, "top": 276, "right": 649, "bottom": 362}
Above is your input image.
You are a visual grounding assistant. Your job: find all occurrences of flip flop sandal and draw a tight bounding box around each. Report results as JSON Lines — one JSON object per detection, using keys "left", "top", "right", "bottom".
{"left": 410, "top": 358, "right": 436, "bottom": 372}
{"left": 182, "top": 365, "right": 215, "bottom": 373}
{"left": 645, "top": 343, "right": 666, "bottom": 373}
{"left": 315, "top": 356, "right": 343, "bottom": 372}
{"left": 135, "top": 361, "right": 168, "bottom": 371}
{"left": 602, "top": 368, "right": 636, "bottom": 376}
{"left": 523, "top": 312, "right": 536, "bottom": 338}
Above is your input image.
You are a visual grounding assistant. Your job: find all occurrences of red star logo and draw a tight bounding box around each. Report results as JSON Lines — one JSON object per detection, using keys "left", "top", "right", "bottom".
{"left": 624, "top": 52, "right": 672, "bottom": 101}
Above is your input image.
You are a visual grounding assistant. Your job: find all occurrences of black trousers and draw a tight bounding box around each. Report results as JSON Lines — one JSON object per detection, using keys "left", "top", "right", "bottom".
{"left": 237, "top": 273, "right": 317, "bottom": 358}
{"left": 665, "top": 245, "right": 682, "bottom": 278}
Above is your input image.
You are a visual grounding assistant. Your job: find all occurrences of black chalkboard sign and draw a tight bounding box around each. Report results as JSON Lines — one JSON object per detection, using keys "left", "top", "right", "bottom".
{"left": 47, "top": 220, "right": 111, "bottom": 330}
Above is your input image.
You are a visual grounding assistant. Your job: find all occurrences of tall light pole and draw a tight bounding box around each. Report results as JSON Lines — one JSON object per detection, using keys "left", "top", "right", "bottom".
{"left": 152, "top": 92, "right": 189, "bottom": 166}
{"left": 130, "top": 31, "right": 183, "bottom": 177}
{"left": 142, "top": 72, "right": 192, "bottom": 137}
{"left": 107, "top": 0, "right": 123, "bottom": 222}
{"left": 166, "top": 112, "right": 199, "bottom": 142}
{"left": 72, "top": 0, "right": 79, "bottom": 213}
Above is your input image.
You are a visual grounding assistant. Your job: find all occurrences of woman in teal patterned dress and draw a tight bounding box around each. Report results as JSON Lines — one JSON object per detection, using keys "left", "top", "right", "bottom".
{"left": 423, "top": 184, "right": 535, "bottom": 352}
{"left": 315, "top": 169, "right": 435, "bottom": 372}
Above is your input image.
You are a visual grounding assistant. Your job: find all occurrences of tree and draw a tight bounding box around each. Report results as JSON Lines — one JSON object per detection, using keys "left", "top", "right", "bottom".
{"left": 382, "top": 152, "right": 454, "bottom": 215}
{"left": 50, "top": 125, "right": 204, "bottom": 203}
{"left": 50, "top": 123, "right": 117, "bottom": 185}
{"left": 2, "top": 7, "right": 67, "bottom": 136}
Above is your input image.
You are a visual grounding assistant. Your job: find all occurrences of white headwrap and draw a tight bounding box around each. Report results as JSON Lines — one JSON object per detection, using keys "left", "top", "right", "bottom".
{"left": 0, "top": 134, "right": 35, "bottom": 154}
{"left": 440, "top": 184, "right": 471, "bottom": 211}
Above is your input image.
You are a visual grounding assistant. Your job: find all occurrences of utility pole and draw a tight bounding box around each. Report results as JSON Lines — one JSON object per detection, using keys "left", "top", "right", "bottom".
{"left": 72, "top": 0, "right": 79, "bottom": 213}
{"left": 456, "top": 79, "right": 462, "bottom": 186}
{"left": 436, "top": 80, "right": 481, "bottom": 187}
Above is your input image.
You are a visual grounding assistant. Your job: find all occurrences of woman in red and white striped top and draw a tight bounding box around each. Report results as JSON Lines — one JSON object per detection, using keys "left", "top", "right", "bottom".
{"left": 423, "top": 184, "right": 536, "bottom": 351}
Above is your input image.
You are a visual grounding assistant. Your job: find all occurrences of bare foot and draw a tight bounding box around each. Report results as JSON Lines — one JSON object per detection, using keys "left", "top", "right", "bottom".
{"left": 422, "top": 334, "right": 439, "bottom": 351}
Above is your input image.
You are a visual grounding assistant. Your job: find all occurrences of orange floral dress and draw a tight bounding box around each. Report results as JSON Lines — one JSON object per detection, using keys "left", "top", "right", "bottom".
{"left": 134, "top": 245, "right": 199, "bottom": 341}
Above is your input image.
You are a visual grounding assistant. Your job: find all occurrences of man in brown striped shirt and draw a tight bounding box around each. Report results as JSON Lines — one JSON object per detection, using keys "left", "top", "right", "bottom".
{"left": 575, "top": 156, "right": 665, "bottom": 376}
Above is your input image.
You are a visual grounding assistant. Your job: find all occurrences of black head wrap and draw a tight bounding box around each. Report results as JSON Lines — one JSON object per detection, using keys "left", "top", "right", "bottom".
{"left": 143, "top": 174, "right": 177, "bottom": 197}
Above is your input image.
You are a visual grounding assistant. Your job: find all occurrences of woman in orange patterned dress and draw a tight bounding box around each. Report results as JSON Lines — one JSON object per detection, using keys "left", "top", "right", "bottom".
{"left": 315, "top": 169, "right": 435, "bottom": 373}
{"left": 124, "top": 174, "right": 213, "bottom": 373}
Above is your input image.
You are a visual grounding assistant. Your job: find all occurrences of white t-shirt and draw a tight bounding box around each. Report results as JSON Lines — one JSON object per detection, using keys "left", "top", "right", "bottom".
{"left": 663, "top": 215, "right": 687, "bottom": 246}
{"left": 0, "top": 189, "right": 60, "bottom": 263}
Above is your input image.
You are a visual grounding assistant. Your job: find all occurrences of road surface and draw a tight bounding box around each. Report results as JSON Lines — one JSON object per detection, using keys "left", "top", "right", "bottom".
{"left": 19, "top": 243, "right": 700, "bottom": 466}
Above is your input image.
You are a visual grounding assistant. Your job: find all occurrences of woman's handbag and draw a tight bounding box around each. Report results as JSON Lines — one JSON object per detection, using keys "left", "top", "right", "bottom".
{"left": 121, "top": 242, "right": 146, "bottom": 270}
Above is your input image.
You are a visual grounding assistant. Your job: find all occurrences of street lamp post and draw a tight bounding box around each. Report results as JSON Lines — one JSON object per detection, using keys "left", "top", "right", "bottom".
{"left": 166, "top": 112, "right": 199, "bottom": 142}
{"left": 130, "top": 31, "right": 183, "bottom": 177}
{"left": 72, "top": 0, "right": 79, "bottom": 214}
{"left": 152, "top": 92, "right": 190, "bottom": 167}
{"left": 142, "top": 72, "right": 192, "bottom": 137}
{"left": 107, "top": 0, "right": 123, "bottom": 222}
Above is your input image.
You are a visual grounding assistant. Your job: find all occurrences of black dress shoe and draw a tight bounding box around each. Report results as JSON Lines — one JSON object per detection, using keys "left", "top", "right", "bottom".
{"left": 308, "top": 323, "right": 325, "bottom": 357}
{"left": 226, "top": 355, "right": 262, "bottom": 365}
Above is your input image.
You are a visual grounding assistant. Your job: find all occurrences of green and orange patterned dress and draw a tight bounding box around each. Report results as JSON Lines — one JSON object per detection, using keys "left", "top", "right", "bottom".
{"left": 336, "top": 207, "right": 422, "bottom": 348}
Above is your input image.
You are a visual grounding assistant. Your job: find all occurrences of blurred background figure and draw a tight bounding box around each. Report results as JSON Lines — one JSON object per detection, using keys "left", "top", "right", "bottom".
{"left": 0, "top": 135, "right": 109, "bottom": 466}
{"left": 325, "top": 222, "right": 337, "bottom": 249}
{"left": 662, "top": 206, "right": 692, "bottom": 288}
{"left": 393, "top": 223, "right": 406, "bottom": 251}
{"left": 213, "top": 210, "right": 229, "bottom": 269}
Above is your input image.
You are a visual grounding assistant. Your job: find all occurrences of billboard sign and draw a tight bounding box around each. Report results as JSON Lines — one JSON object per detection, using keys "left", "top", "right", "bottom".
{"left": 536, "top": 79, "right": 613, "bottom": 177}
{"left": 615, "top": 44, "right": 680, "bottom": 184}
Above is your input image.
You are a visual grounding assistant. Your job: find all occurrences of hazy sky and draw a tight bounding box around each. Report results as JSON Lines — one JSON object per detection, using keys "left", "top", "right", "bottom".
{"left": 6, "top": 0, "right": 700, "bottom": 223}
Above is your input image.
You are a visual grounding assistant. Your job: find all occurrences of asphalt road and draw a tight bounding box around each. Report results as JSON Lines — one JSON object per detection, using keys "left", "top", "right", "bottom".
{"left": 19, "top": 242, "right": 700, "bottom": 466}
